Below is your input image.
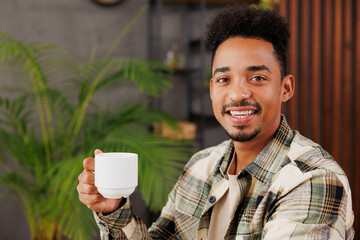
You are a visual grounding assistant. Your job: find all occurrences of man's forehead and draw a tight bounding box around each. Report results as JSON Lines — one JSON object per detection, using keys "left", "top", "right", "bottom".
{"left": 212, "top": 37, "right": 279, "bottom": 72}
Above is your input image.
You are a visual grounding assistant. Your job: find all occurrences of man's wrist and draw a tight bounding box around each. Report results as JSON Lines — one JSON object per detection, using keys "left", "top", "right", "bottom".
{"left": 100, "top": 197, "right": 127, "bottom": 216}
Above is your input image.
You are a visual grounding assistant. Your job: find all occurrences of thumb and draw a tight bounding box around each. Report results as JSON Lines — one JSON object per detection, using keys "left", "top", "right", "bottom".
{"left": 94, "top": 149, "right": 103, "bottom": 155}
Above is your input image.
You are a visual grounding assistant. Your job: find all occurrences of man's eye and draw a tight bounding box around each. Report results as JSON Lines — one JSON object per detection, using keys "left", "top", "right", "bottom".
{"left": 217, "top": 77, "right": 229, "bottom": 83}
{"left": 250, "top": 76, "right": 265, "bottom": 82}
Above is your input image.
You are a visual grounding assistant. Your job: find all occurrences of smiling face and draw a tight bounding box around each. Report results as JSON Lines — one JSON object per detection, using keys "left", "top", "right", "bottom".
{"left": 210, "top": 37, "right": 294, "bottom": 143}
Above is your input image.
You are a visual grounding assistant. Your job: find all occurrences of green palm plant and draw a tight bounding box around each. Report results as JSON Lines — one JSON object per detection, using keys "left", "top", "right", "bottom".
{"left": 0, "top": 4, "right": 193, "bottom": 239}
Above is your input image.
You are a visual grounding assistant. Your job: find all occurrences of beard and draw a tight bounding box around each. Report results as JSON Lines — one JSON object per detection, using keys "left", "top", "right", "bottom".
{"left": 221, "top": 99, "right": 262, "bottom": 142}
{"left": 224, "top": 126, "right": 261, "bottom": 142}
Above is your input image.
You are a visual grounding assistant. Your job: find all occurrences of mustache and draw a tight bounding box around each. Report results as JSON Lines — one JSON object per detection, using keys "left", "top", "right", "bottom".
{"left": 221, "top": 100, "right": 262, "bottom": 115}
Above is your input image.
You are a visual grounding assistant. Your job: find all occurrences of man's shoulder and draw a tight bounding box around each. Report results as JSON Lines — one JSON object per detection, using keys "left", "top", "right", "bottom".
{"left": 287, "top": 130, "right": 345, "bottom": 176}
{"left": 270, "top": 130, "right": 351, "bottom": 201}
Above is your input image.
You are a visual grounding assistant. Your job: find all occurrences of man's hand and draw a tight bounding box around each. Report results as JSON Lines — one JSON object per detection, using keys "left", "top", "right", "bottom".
{"left": 77, "top": 149, "right": 125, "bottom": 214}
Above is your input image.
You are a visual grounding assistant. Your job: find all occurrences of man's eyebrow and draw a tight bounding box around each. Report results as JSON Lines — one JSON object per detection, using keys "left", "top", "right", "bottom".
{"left": 213, "top": 67, "right": 230, "bottom": 75}
{"left": 246, "top": 65, "right": 272, "bottom": 73}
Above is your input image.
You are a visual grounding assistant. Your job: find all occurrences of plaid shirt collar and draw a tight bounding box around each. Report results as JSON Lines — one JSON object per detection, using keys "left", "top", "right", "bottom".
{"left": 215, "top": 115, "right": 294, "bottom": 184}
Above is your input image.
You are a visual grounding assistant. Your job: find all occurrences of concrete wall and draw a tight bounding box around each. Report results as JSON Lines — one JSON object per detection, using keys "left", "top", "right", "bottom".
{"left": 0, "top": 0, "right": 148, "bottom": 61}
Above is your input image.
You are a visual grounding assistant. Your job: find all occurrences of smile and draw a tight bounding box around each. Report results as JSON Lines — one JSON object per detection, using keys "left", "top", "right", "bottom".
{"left": 229, "top": 110, "right": 256, "bottom": 118}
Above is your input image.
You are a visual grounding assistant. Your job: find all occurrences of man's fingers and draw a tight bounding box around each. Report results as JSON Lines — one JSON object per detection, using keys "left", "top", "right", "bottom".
{"left": 94, "top": 149, "right": 103, "bottom": 155}
{"left": 79, "top": 192, "right": 104, "bottom": 205}
{"left": 78, "top": 169, "right": 95, "bottom": 184}
{"left": 77, "top": 182, "right": 98, "bottom": 194}
{"left": 82, "top": 149, "right": 103, "bottom": 173}
{"left": 83, "top": 149, "right": 102, "bottom": 172}
{"left": 83, "top": 157, "right": 95, "bottom": 172}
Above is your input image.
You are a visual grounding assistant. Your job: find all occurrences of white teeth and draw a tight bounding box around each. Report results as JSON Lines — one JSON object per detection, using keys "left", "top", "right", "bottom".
{"left": 229, "top": 110, "right": 255, "bottom": 118}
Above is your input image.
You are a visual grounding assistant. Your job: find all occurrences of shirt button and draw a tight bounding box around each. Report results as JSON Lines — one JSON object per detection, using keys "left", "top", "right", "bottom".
{"left": 209, "top": 196, "right": 216, "bottom": 204}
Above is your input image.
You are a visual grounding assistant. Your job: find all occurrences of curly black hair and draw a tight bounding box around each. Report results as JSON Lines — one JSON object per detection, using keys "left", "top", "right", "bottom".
{"left": 205, "top": 5, "right": 290, "bottom": 78}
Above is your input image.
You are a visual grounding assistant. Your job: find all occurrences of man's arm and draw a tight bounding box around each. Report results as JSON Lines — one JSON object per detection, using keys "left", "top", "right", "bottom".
{"left": 77, "top": 150, "right": 178, "bottom": 239}
{"left": 91, "top": 189, "right": 178, "bottom": 240}
{"left": 262, "top": 166, "right": 354, "bottom": 240}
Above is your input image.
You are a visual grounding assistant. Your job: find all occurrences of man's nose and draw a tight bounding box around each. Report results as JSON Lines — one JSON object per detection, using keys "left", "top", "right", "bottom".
{"left": 228, "top": 81, "right": 252, "bottom": 102}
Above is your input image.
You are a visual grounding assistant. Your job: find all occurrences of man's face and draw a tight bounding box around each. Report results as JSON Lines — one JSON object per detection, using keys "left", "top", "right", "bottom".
{"left": 210, "top": 37, "right": 293, "bottom": 142}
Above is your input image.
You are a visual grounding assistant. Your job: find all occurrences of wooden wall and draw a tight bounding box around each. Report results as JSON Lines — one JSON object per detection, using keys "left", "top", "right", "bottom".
{"left": 278, "top": 0, "right": 359, "bottom": 236}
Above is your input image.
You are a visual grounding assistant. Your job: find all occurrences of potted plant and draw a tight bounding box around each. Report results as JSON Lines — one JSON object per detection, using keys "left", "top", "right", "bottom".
{"left": 0, "top": 4, "right": 193, "bottom": 239}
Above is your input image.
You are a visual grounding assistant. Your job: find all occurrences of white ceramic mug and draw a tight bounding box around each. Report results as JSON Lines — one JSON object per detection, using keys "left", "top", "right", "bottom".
{"left": 94, "top": 152, "right": 138, "bottom": 199}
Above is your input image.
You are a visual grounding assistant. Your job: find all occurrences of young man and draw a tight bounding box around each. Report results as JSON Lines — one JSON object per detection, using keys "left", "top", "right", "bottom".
{"left": 77, "top": 6, "right": 354, "bottom": 239}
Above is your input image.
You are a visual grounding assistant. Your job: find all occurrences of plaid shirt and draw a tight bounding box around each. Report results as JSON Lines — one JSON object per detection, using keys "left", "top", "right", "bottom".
{"left": 94, "top": 117, "right": 354, "bottom": 239}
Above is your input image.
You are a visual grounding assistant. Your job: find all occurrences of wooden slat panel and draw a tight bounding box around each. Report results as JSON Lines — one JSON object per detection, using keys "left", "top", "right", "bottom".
{"left": 299, "top": 0, "right": 310, "bottom": 137}
{"left": 342, "top": 0, "right": 353, "bottom": 186}
{"left": 278, "top": 0, "right": 287, "bottom": 24}
{"left": 311, "top": 0, "right": 321, "bottom": 143}
{"left": 281, "top": 0, "right": 358, "bottom": 236}
{"left": 332, "top": 0, "right": 343, "bottom": 165}
{"left": 354, "top": 0, "right": 360, "bottom": 235}
{"left": 287, "top": 0, "right": 298, "bottom": 129}
{"left": 321, "top": 0, "right": 333, "bottom": 153}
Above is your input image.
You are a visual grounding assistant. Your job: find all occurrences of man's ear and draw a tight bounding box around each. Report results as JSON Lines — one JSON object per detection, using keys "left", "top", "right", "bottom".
{"left": 281, "top": 74, "right": 295, "bottom": 102}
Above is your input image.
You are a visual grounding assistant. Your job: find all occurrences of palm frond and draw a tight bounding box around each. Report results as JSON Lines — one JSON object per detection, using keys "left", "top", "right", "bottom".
{"left": 75, "top": 57, "right": 172, "bottom": 105}
{"left": 43, "top": 88, "right": 75, "bottom": 135}
{"left": 60, "top": 203, "right": 98, "bottom": 240}
{"left": 47, "top": 156, "right": 99, "bottom": 240}
{"left": 82, "top": 103, "right": 180, "bottom": 151}
{"left": 65, "top": 58, "right": 173, "bottom": 152}
{"left": 75, "top": 60, "right": 110, "bottom": 104}
{"left": 115, "top": 57, "right": 172, "bottom": 97}
{"left": 106, "top": 102, "right": 178, "bottom": 127}
{"left": 0, "top": 31, "right": 81, "bottom": 166}
{"left": 0, "top": 172, "right": 33, "bottom": 194}
{"left": 0, "top": 32, "right": 77, "bottom": 85}
{"left": 0, "top": 95, "right": 31, "bottom": 142}
{"left": 0, "top": 31, "right": 23, "bottom": 60}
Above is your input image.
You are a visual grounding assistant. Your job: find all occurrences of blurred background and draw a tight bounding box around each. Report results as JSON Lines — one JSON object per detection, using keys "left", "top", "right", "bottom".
{"left": 0, "top": 0, "right": 358, "bottom": 239}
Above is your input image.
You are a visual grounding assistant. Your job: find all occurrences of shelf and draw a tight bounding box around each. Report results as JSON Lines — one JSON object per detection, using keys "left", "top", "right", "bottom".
{"left": 172, "top": 68, "right": 199, "bottom": 74}
{"left": 161, "top": 0, "right": 259, "bottom": 5}
{"left": 188, "top": 39, "right": 211, "bottom": 51}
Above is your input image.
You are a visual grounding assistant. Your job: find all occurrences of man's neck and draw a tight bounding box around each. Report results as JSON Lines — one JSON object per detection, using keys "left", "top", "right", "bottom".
{"left": 230, "top": 125, "right": 280, "bottom": 174}
{"left": 234, "top": 139, "right": 269, "bottom": 167}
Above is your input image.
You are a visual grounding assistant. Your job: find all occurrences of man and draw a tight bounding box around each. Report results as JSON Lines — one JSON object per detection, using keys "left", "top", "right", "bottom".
{"left": 77, "top": 6, "right": 354, "bottom": 239}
